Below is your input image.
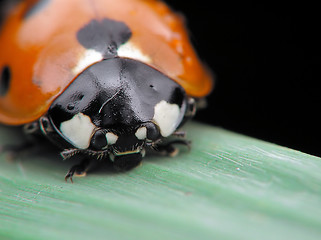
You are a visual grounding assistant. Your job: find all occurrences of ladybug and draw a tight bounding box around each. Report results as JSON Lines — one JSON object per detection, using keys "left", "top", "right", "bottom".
{"left": 0, "top": 0, "right": 213, "bottom": 181}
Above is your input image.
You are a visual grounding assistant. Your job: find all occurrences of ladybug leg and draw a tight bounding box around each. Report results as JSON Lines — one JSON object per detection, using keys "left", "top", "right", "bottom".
{"left": 0, "top": 140, "right": 39, "bottom": 161}
{"left": 152, "top": 139, "right": 191, "bottom": 157}
{"left": 65, "top": 158, "right": 91, "bottom": 183}
{"left": 0, "top": 120, "right": 56, "bottom": 160}
{"left": 172, "top": 131, "right": 186, "bottom": 138}
{"left": 0, "top": 141, "right": 33, "bottom": 153}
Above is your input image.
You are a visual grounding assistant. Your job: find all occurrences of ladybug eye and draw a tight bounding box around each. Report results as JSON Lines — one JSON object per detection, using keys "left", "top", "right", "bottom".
{"left": 0, "top": 66, "right": 11, "bottom": 96}
{"left": 145, "top": 122, "right": 161, "bottom": 141}
{"left": 90, "top": 130, "right": 119, "bottom": 150}
{"left": 90, "top": 130, "right": 108, "bottom": 150}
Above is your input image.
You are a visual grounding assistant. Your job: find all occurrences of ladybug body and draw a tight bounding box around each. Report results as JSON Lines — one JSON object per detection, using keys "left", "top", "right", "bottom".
{"left": 0, "top": 0, "right": 213, "bottom": 180}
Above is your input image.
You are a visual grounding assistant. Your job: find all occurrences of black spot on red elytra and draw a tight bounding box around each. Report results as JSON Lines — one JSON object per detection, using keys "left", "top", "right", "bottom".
{"left": 77, "top": 18, "right": 132, "bottom": 59}
{"left": 0, "top": 66, "right": 11, "bottom": 96}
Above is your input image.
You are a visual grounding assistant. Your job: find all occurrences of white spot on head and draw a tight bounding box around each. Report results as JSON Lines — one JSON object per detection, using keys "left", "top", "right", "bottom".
{"left": 153, "top": 100, "right": 181, "bottom": 137}
{"left": 73, "top": 49, "right": 103, "bottom": 75}
{"left": 60, "top": 113, "right": 96, "bottom": 149}
{"left": 106, "top": 132, "right": 118, "bottom": 145}
{"left": 118, "top": 41, "right": 151, "bottom": 63}
{"left": 135, "top": 127, "right": 147, "bottom": 140}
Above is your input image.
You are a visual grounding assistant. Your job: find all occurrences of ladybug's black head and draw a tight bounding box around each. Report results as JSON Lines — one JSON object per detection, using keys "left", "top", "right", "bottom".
{"left": 47, "top": 58, "right": 188, "bottom": 168}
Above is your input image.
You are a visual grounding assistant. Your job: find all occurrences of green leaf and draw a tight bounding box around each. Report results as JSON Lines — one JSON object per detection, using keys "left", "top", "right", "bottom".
{"left": 1, "top": 122, "right": 321, "bottom": 240}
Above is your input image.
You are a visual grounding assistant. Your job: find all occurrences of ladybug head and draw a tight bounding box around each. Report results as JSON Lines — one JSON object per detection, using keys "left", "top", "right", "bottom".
{"left": 47, "top": 58, "right": 187, "bottom": 168}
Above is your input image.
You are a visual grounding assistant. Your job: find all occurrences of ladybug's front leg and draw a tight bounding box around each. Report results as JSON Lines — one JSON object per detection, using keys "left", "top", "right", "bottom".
{"left": 0, "top": 120, "right": 55, "bottom": 160}
{"left": 0, "top": 141, "right": 33, "bottom": 157}
{"left": 152, "top": 139, "right": 191, "bottom": 157}
{"left": 0, "top": 137, "right": 44, "bottom": 161}
{"left": 65, "top": 158, "right": 91, "bottom": 183}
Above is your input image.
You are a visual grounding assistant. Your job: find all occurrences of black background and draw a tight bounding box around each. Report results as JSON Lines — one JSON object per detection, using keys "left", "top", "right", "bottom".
{"left": 165, "top": 0, "right": 321, "bottom": 157}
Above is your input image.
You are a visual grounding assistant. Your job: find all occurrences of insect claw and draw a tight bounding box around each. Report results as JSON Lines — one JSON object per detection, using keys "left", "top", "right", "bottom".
{"left": 64, "top": 172, "right": 74, "bottom": 183}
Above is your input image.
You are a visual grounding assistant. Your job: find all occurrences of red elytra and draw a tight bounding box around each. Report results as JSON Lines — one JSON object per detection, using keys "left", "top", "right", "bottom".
{"left": 0, "top": 0, "right": 213, "bottom": 125}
